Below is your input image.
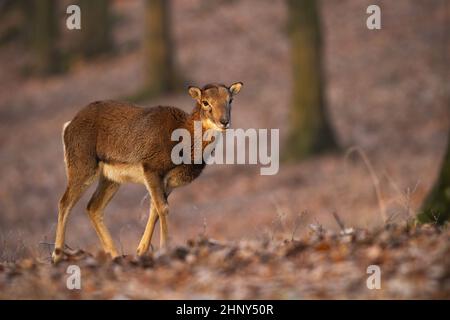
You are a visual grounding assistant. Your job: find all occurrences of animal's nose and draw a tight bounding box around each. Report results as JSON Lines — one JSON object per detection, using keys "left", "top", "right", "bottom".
{"left": 220, "top": 118, "right": 229, "bottom": 126}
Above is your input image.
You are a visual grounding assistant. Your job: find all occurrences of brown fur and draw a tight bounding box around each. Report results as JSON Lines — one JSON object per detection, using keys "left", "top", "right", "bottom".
{"left": 52, "top": 82, "right": 243, "bottom": 263}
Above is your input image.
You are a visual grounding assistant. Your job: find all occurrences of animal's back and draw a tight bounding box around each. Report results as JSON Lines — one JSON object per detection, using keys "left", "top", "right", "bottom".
{"left": 64, "top": 100, "right": 189, "bottom": 172}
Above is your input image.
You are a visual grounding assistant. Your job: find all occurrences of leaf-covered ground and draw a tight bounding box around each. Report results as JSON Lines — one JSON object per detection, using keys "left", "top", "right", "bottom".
{"left": 1, "top": 224, "right": 448, "bottom": 299}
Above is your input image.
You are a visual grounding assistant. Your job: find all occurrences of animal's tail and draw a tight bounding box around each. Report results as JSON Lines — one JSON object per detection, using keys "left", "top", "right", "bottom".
{"left": 62, "top": 121, "right": 71, "bottom": 176}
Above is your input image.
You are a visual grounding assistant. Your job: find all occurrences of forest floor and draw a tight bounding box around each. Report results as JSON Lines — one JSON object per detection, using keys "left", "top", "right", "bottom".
{"left": 1, "top": 223, "right": 449, "bottom": 299}
{"left": 0, "top": 0, "right": 448, "bottom": 299}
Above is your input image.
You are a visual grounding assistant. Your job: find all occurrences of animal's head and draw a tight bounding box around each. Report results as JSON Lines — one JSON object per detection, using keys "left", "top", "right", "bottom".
{"left": 188, "top": 82, "right": 243, "bottom": 131}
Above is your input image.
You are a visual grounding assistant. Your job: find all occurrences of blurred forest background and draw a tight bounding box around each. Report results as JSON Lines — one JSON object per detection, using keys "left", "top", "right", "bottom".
{"left": 0, "top": 0, "right": 448, "bottom": 264}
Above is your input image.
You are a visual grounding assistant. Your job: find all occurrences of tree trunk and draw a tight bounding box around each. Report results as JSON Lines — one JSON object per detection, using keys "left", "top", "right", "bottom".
{"left": 27, "top": 0, "right": 60, "bottom": 74}
{"left": 79, "top": 0, "right": 112, "bottom": 58}
{"left": 145, "top": 0, "right": 176, "bottom": 96}
{"left": 419, "top": 131, "right": 450, "bottom": 224}
{"left": 284, "top": 0, "right": 337, "bottom": 161}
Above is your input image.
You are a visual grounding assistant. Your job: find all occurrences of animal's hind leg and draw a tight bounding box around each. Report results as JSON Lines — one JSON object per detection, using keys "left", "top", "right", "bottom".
{"left": 53, "top": 116, "right": 99, "bottom": 263}
{"left": 86, "top": 175, "right": 120, "bottom": 258}
{"left": 52, "top": 173, "right": 96, "bottom": 263}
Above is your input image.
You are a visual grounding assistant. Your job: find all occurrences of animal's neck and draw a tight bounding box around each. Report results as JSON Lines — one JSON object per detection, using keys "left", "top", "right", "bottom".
{"left": 190, "top": 103, "right": 203, "bottom": 123}
{"left": 186, "top": 103, "right": 218, "bottom": 163}
{"left": 189, "top": 103, "right": 215, "bottom": 132}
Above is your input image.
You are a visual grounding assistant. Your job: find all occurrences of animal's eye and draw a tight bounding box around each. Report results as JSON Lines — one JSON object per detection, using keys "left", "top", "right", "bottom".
{"left": 202, "top": 100, "right": 209, "bottom": 107}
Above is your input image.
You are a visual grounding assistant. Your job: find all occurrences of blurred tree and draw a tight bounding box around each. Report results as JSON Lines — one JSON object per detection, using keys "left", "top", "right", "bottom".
{"left": 144, "top": 0, "right": 177, "bottom": 96}
{"left": 25, "top": 0, "right": 61, "bottom": 74}
{"left": 78, "top": 0, "right": 112, "bottom": 57}
{"left": 284, "top": 0, "right": 337, "bottom": 161}
{"left": 419, "top": 131, "right": 450, "bottom": 224}
{"left": 0, "top": 0, "right": 24, "bottom": 45}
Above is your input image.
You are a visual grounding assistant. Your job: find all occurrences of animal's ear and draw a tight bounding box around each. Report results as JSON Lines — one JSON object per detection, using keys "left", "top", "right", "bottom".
{"left": 229, "top": 82, "right": 243, "bottom": 96}
{"left": 188, "top": 86, "right": 202, "bottom": 100}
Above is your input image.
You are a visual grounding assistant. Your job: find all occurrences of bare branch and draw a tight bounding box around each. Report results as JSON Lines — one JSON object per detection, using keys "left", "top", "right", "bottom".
{"left": 331, "top": 211, "right": 346, "bottom": 232}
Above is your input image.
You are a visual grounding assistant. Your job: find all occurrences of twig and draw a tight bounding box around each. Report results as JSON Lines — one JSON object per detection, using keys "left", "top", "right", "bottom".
{"left": 139, "top": 192, "right": 149, "bottom": 207}
{"left": 39, "top": 242, "right": 73, "bottom": 251}
{"left": 202, "top": 216, "right": 207, "bottom": 237}
{"left": 345, "top": 146, "right": 387, "bottom": 224}
{"left": 291, "top": 211, "right": 307, "bottom": 241}
{"left": 385, "top": 211, "right": 400, "bottom": 225}
{"left": 139, "top": 193, "right": 150, "bottom": 223}
{"left": 271, "top": 197, "right": 288, "bottom": 238}
{"left": 384, "top": 171, "right": 420, "bottom": 223}
{"left": 308, "top": 218, "right": 324, "bottom": 236}
{"left": 331, "top": 211, "right": 346, "bottom": 232}
{"left": 40, "top": 236, "right": 52, "bottom": 258}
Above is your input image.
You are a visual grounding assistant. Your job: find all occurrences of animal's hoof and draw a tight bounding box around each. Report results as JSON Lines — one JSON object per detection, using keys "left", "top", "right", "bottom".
{"left": 52, "top": 248, "right": 64, "bottom": 264}
{"left": 136, "top": 247, "right": 147, "bottom": 257}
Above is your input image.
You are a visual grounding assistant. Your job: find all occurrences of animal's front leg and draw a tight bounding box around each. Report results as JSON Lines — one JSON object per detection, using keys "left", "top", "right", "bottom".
{"left": 136, "top": 204, "right": 159, "bottom": 256}
{"left": 143, "top": 169, "right": 170, "bottom": 250}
